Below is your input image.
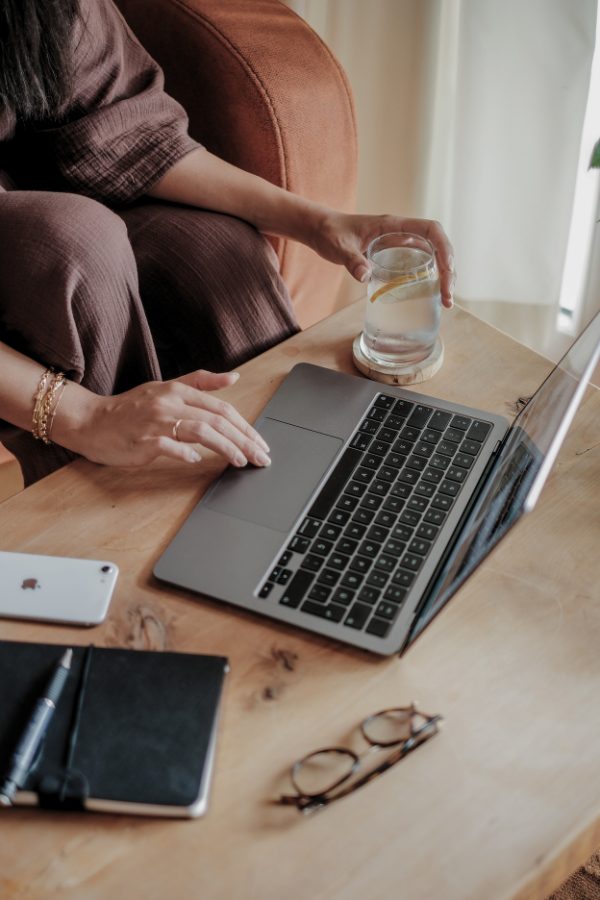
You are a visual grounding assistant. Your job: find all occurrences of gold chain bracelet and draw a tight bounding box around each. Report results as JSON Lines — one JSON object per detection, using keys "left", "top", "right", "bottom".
{"left": 32, "top": 367, "right": 55, "bottom": 440}
{"left": 37, "top": 372, "right": 67, "bottom": 445}
{"left": 46, "top": 378, "right": 68, "bottom": 445}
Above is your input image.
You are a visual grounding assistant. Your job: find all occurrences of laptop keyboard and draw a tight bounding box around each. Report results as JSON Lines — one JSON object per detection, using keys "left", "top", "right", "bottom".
{"left": 258, "top": 394, "right": 492, "bottom": 639}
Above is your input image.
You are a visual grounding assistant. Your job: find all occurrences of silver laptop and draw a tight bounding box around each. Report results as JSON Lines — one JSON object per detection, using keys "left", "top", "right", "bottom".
{"left": 155, "top": 311, "right": 600, "bottom": 656}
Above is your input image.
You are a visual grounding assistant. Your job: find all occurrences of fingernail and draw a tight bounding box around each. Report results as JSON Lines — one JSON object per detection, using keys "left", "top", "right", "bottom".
{"left": 357, "top": 266, "right": 370, "bottom": 283}
{"left": 256, "top": 451, "right": 271, "bottom": 467}
{"left": 448, "top": 255, "right": 455, "bottom": 273}
{"left": 235, "top": 453, "right": 247, "bottom": 467}
{"left": 190, "top": 451, "right": 201, "bottom": 463}
{"left": 257, "top": 436, "right": 270, "bottom": 452}
{"left": 231, "top": 372, "right": 240, "bottom": 380}
{"left": 448, "top": 294, "right": 454, "bottom": 308}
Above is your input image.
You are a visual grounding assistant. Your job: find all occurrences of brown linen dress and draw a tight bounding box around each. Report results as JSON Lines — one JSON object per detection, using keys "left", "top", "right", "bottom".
{"left": 0, "top": 0, "right": 299, "bottom": 486}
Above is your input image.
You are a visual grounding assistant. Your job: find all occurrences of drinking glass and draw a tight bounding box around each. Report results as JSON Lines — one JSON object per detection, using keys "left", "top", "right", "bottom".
{"left": 360, "top": 233, "right": 441, "bottom": 367}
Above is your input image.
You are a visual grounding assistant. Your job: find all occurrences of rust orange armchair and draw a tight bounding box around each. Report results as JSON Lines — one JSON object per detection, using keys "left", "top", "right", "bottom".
{"left": 115, "top": 0, "right": 359, "bottom": 329}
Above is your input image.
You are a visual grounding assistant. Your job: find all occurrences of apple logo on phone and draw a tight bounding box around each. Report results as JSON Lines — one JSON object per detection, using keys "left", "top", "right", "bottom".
{"left": 21, "top": 579, "right": 40, "bottom": 590}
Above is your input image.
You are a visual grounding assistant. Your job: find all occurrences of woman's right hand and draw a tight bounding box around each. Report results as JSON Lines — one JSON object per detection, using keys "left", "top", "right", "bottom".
{"left": 58, "top": 369, "right": 271, "bottom": 469}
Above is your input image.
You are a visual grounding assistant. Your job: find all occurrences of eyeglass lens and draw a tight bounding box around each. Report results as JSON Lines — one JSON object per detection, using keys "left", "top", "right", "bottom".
{"left": 292, "top": 748, "right": 358, "bottom": 797}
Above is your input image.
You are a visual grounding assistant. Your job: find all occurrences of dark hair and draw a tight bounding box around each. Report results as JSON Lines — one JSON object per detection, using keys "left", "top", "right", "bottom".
{"left": 0, "top": 0, "right": 79, "bottom": 119}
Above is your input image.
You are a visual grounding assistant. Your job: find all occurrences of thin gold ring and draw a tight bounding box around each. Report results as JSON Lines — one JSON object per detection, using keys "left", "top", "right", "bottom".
{"left": 173, "top": 419, "right": 183, "bottom": 442}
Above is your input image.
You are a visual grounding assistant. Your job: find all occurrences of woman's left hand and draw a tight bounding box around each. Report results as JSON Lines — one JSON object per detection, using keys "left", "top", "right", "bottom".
{"left": 309, "top": 211, "right": 456, "bottom": 309}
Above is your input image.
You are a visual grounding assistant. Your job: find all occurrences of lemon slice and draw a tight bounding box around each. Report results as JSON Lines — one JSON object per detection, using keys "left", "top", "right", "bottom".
{"left": 369, "top": 270, "right": 432, "bottom": 303}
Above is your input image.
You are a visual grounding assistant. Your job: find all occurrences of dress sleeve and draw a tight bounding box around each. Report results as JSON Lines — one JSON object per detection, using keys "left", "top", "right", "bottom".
{"left": 41, "top": 0, "right": 201, "bottom": 206}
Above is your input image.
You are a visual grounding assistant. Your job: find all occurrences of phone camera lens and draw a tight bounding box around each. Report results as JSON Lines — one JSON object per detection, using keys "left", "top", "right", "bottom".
{"left": 101, "top": 565, "right": 112, "bottom": 573}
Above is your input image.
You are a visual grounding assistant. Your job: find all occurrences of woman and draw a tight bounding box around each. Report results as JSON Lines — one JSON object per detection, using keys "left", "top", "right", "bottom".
{"left": 0, "top": 0, "right": 456, "bottom": 485}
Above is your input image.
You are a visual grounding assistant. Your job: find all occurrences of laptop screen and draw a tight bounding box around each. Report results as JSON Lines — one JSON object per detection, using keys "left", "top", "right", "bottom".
{"left": 407, "top": 309, "right": 600, "bottom": 648}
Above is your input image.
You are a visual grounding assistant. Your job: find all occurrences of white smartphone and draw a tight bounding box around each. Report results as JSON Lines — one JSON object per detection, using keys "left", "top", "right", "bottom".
{"left": 0, "top": 551, "right": 118, "bottom": 626}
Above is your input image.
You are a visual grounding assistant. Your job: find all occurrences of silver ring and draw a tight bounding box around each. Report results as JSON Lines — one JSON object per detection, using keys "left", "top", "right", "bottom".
{"left": 173, "top": 419, "right": 183, "bottom": 442}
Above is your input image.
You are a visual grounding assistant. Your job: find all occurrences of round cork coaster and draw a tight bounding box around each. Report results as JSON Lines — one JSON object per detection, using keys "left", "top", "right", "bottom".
{"left": 352, "top": 334, "right": 444, "bottom": 386}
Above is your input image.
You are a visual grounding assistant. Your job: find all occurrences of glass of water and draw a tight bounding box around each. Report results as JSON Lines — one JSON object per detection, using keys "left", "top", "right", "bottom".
{"left": 360, "top": 232, "right": 441, "bottom": 367}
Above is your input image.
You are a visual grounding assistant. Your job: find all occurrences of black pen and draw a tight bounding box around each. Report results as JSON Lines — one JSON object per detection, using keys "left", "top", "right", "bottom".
{"left": 0, "top": 648, "right": 73, "bottom": 806}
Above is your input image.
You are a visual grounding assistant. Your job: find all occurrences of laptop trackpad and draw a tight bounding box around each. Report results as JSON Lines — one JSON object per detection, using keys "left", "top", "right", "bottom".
{"left": 205, "top": 418, "right": 343, "bottom": 532}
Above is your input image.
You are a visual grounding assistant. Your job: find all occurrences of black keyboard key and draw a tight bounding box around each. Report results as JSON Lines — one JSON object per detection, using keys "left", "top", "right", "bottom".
{"left": 398, "top": 468, "right": 420, "bottom": 485}
{"left": 259, "top": 582, "right": 274, "bottom": 598}
{"left": 301, "top": 554, "right": 324, "bottom": 572}
{"left": 317, "top": 569, "right": 341, "bottom": 587}
{"left": 354, "top": 467, "right": 376, "bottom": 484}
{"left": 345, "top": 481, "right": 367, "bottom": 498}
{"left": 298, "top": 517, "right": 322, "bottom": 538}
{"left": 311, "top": 538, "right": 333, "bottom": 556}
{"left": 375, "top": 601, "right": 400, "bottom": 621}
{"left": 336, "top": 494, "right": 359, "bottom": 512}
{"left": 446, "top": 466, "right": 467, "bottom": 483}
{"left": 270, "top": 566, "right": 282, "bottom": 582}
{"left": 392, "top": 569, "right": 415, "bottom": 588}
{"left": 384, "top": 585, "right": 407, "bottom": 603}
{"left": 421, "top": 428, "right": 443, "bottom": 445}
{"left": 450, "top": 415, "right": 472, "bottom": 431}
{"left": 366, "top": 525, "right": 390, "bottom": 543}
{"left": 278, "top": 551, "right": 293, "bottom": 567}
{"left": 374, "top": 554, "right": 396, "bottom": 572}
{"left": 467, "top": 420, "right": 492, "bottom": 442}
{"left": 353, "top": 508, "right": 375, "bottom": 525}
{"left": 392, "top": 524, "right": 413, "bottom": 542}
{"left": 374, "top": 394, "right": 396, "bottom": 410}
{"left": 399, "top": 509, "right": 421, "bottom": 527}
{"left": 392, "top": 399, "right": 414, "bottom": 417}
{"left": 454, "top": 453, "right": 474, "bottom": 469}
{"left": 438, "top": 480, "right": 461, "bottom": 497}
{"left": 415, "top": 481, "right": 435, "bottom": 498}
{"left": 445, "top": 428, "right": 464, "bottom": 443}
{"left": 301, "top": 600, "right": 345, "bottom": 622}
{"left": 351, "top": 432, "right": 372, "bottom": 451}
{"left": 431, "top": 494, "right": 454, "bottom": 512}
{"left": 460, "top": 439, "right": 481, "bottom": 456}
{"left": 375, "top": 510, "right": 397, "bottom": 528}
{"left": 336, "top": 537, "right": 358, "bottom": 555}
{"left": 345, "top": 522, "right": 367, "bottom": 539}
{"left": 382, "top": 496, "right": 405, "bottom": 515}
{"left": 406, "top": 456, "right": 426, "bottom": 472}
{"left": 366, "top": 618, "right": 391, "bottom": 638}
{"left": 407, "top": 496, "right": 428, "bottom": 513}
{"left": 430, "top": 454, "right": 451, "bottom": 470}
{"left": 389, "top": 482, "right": 413, "bottom": 499}
{"left": 399, "top": 426, "right": 421, "bottom": 442}
{"left": 362, "top": 453, "right": 383, "bottom": 470}
{"left": 344, "top": 602, "right": 372, "bottom": 630}
{"left": 332, "top": 587, "right": 355, "bottom": 606}
{"left": 360, "top": 494, "right": 384, "bottom": 511}
{"left": 341, "top": 571, "right": 364, "bottom": 589}
{"left": 384, "top": 539, "right": 407, "bottom": 557}
{"left": 367, "top": 570, "right": 389, "bottom": 588}
{"left": 417, "top": 522, "right": 439, "bottom": 540}
{"left": 379, "top": 428, "right": 399, "bottom": 444}
{"left": 384, "top": 452, "right": 406, "bottom": 469}
{"left": 385, "top": 415, "right": 406, "bottom": 431}
{"left": 349, "top": 556, "right": 372, "bottom": 574}
{"left": 327, "top": 553, "right": 350, "bottom": 571}
{"left": 377, "top": 466, "right": 397, "bottom": 483}
{"left": 320, "top": 523, "right": 342, "bottom": 541}
{"left": 359, "top": 540, "right": 381, "bottom": 558}
{"left": 370, "top": 439, "right": 391, "bottom": 456}
{"left": 368, "top": 407, "right": 388, "bottom": 422}
{"left": 279, "top": 570, "right": 314, "bottom": 608}
{"left": 430, "top": 410, "right": 452, "bottom": 430}
{"left": 414, "top": 442, "right": 434, "bottom": 458}
{"left": 368, "top": 480, "right": 390, "bottom": 496}
{"left": 392, "top": 438, "right": 415, "bottom": 456}
{"left": 358, "top": 586, "right": 381, "bottom": 604}
{"left": 407, "top": 405, "right": 433, "bottom": 428}
{"left": 422, "top": 467, "right": 443, "bottom": 484}
{"left": 289, "top": 535, "right": 310, "bottom": 554}
{"left": 309, "top": 585, "right": 331, "bottom": 602}
{"left": 277, "top": 568, "right": 293, "bottom": 584}
{"left": 424, "top": 508, "right": 446, "bottom": 526}
{"left": 309, "top": 447, "right": 364, "bottom": 520}
{"left": 408, "top": 538, "right": 431, "bottom": 556}
{"left": 360, "top": 419, "right": 380, "bottom": 435}
{"left": 400, "top": 553, "right": 423, "bottom": 572}
{"left": 436, "top": 441, "right": 458, "bottom": 457}
{"left": 329, "top": 509, "right": 351, "bottom": 526}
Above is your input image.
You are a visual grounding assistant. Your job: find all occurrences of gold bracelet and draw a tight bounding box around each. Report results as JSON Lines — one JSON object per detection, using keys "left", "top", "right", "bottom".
{"left": 32, "top": 367, "right": 55, "bottom": 440}
{"left": 38, "top": 372, "right": 67, "bottom": 445}
{"left": 46, "top": 378, "right": 68, "bottom": 445}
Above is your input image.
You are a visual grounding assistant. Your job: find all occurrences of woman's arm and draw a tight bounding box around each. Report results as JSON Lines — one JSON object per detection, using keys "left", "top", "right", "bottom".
{"left": 147, "top": 148, "right": 457, "bottom": 307}
{"left": 0, "top": 341, "right": 270, "bottom": 469}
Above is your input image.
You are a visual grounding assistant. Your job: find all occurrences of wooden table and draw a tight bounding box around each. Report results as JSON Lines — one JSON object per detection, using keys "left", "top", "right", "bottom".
{"left": 1, "top": 301, "right": 600, "bottom": 900}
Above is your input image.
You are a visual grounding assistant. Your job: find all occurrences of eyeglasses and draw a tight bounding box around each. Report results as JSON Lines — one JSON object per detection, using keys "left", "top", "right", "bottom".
{"left": 279, "top": 703, "right": 442, "bottom": 815}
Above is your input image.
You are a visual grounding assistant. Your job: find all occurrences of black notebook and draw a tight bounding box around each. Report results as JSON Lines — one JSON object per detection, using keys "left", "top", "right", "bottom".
{"left": 0, "top": 640, "right": 228, "bottom": 817}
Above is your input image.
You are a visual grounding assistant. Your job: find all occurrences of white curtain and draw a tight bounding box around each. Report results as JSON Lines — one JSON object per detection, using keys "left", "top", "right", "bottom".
{"left": 281, "top": 0, "right": 598, "bottom": 358}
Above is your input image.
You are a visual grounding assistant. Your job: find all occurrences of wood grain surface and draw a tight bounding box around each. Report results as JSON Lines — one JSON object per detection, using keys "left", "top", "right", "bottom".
{"left": 1, "top": 301, "right": 599, "bottom": 900}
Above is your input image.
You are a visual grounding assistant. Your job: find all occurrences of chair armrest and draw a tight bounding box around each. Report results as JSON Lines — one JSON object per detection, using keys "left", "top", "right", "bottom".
{"left": 114, "top": 0, "right": 358, "bottom": 328}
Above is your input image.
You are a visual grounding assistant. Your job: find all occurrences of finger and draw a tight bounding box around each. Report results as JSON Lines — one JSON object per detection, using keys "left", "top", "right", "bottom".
{"left": 154, "top": 435, "right": 202, "bottom": 465}
{"left": 176, "top": 418, "right": 271, "bottom": 468}
{"left": 175, "top": 369, "right": 240, "bottom": 392}
{"left": 344, "top": 250, "right": 371, "bottom": 284}
{"left": 178, "top": 387, "right": 270, "bottom": 454}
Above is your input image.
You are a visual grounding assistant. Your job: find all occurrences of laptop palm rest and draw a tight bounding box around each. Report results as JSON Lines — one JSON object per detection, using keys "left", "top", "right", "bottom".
{"left": 205, "top": 418, "right": 342, "bottom": 532}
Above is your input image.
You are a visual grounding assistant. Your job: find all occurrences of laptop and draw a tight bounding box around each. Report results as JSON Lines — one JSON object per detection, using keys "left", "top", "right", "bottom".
{"left": 155, "top": 310, "right": 600, "bottom": 657}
